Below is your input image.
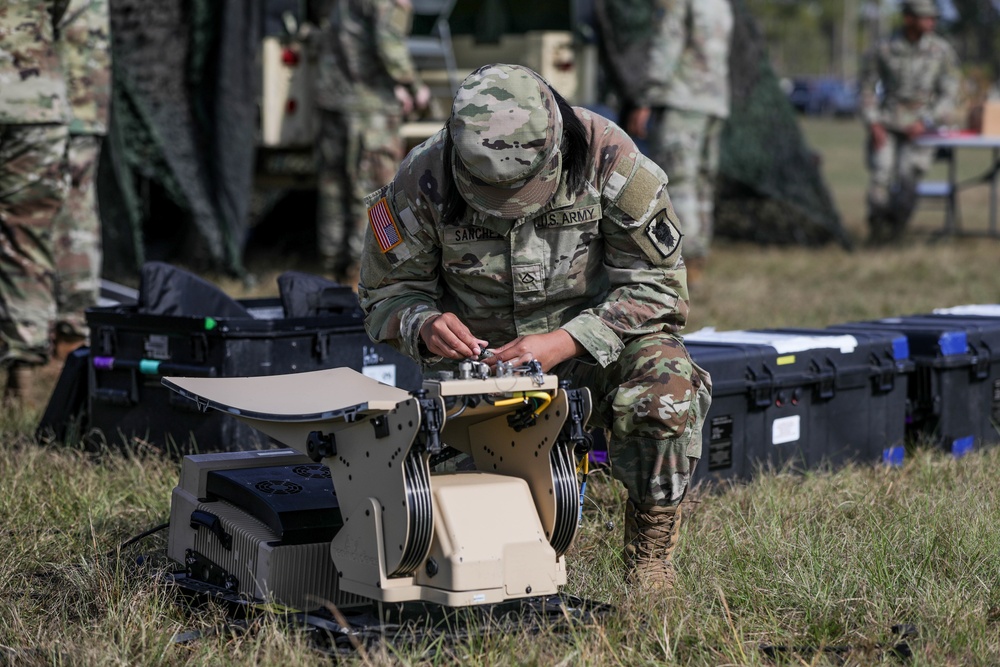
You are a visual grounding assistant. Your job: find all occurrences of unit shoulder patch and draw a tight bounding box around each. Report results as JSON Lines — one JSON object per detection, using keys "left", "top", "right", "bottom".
{"left": 633, "top": 208, "right": 682, "bottom": 265}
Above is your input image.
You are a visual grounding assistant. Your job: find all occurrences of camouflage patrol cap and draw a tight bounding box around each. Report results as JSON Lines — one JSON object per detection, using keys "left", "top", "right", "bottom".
{"left": 450, "top": 64, "right": 563, "bottom": 219}
{"left": 902, "top": 0, "right": 939, "bottom": 16}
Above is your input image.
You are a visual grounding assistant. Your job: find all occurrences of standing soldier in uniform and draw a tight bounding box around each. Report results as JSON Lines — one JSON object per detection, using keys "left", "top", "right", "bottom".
{"left": 0, "top": 1, "right": 70, "bottom": 404}
{"left": 859, "top": 0, "right": 960, "bottom": 244}
{"left": 52, "top": 0, "right": 111, "bottom": 357}
{"left": 314, "top": 0, "right": 430, "bottom": 287}
{"left": 359, "top": 64, "right": 712, "bottom": 592}
{"left": 596, "top": 0, "right": 733, "bottom": 291}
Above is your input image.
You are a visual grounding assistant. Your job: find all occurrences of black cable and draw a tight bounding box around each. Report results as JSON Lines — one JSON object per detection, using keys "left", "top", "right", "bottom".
{"left": 105, "top": 521, "right": 170, "bottom": 559}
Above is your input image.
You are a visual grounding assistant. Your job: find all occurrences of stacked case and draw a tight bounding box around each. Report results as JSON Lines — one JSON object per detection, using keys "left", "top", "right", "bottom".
{"left": 42, "top": 264, "right": 423, "bottom": 456}
{"left": 684, "top": 328, "right": 911, "bottom": 485}
{"left": 832, "top": 306, "right": 1000, "bottom": 457}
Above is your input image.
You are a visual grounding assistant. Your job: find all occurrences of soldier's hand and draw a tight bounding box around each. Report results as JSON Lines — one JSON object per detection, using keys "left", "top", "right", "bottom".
{"left": 395, "top": 85, "right": 415, "bottom": 115}
{"left": 870, "top": 122, "right": 888, "bottom": 151}
{"left": 420, "top": 313, "right": 489, "bottom": 360}
{"left": 904, "top": 120, "right": 927, "bottom": 139}
{"left": 627, "top": 106, "right": 652, "bottom": 139}
{"left": 414, "top": 84, "right": 432, "bottom": 111}
{"left": 486, "top": 330, "right": 585, "bottom": 372}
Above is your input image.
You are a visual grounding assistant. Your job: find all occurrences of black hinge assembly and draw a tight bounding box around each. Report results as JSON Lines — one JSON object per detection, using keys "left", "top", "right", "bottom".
{"left": 415, "top": 390, "right": 443, "bottom": 454}
{"left": 557, "top": 382, "right": 593, "bottom": 457}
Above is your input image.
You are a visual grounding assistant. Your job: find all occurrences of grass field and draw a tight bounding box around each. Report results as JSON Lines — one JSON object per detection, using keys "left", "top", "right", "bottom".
{"left": 3, "top": 117, "right": 1000, "bottom": 665}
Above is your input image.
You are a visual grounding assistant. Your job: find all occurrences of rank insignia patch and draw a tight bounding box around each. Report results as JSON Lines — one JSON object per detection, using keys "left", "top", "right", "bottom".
{"left": 645, "top": 211, "right": 682, "bottom": 259}
{"left": 368, "top": 197, "right": 402, "bottom": 253}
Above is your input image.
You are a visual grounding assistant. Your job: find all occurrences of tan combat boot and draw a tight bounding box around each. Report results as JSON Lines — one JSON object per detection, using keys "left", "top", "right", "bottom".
{"left": 623, "top": 500, "right": 683, "bottom": 591}
{"left": 3, "top": 363, "right": 36, "bottom": 406}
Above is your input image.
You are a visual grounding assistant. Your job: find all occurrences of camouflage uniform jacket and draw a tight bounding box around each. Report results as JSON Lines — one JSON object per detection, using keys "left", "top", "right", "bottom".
{"left": 0, "top": 0, "right": 68, "bottom": 124}
{"left": 314, "top": 0, "right": 422, "bottom": 113}
{"left": 643, "top": 0, "right": 732, "bottom": 118}
{"left": 56, "top": 0, "right": 111, "bottom": 135}
{"left": 359, "top": 109, "right": 690, "bottom": 368}
{"left": 859, "top": 31, "right": 960, "bottom": 132}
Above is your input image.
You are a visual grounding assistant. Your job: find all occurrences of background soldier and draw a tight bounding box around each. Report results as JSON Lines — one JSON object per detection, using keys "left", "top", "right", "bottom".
{"left": 0, "top": 1, "right": 70, "bottom": 404}
{"left": 360, "top": 64, "right": 712, "bottom": 592}
{"left": 52, "top": 0, "right": 111, "bottom": 357}
{"left": 314, "top": 0, "right": 430, "bottom": 287}
{"left": 859, "top": 0, "right": 960, "bottom": 244}
{"left": 597, "top": 0, "right": 733, "bottom": 290}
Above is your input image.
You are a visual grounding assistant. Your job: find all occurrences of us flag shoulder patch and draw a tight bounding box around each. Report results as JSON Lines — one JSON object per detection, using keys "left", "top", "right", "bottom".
{"left": 368, "top": 197, "right": 403, "bottom": 253}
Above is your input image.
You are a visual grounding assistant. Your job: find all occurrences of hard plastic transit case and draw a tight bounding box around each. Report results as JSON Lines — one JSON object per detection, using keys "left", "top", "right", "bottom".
{"left": 833, "top": 310, "right": 1000, "bottom": 456}
{"left": 683, "top": 328, "right": 911, "bottom": 486}
{"left": 927, "top": 305, "right": 1000, "bottom": 452}
{"left": 760, "top": 327, "right": 912, "bottom": 467}
{"left": 82, "top": 264, "right": 423, "bottom": 455}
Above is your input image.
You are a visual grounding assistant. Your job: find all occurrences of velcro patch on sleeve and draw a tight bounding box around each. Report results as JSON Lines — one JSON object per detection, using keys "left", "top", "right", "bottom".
{"left": 368, "top": 197, "right": 403, "bottom": 253}
{"left": 633, "top": 208, "right": 683, "bottom": 265}
{"left": 398, "top": 205, "right": 420, "bottom": 234}
{"left": 616, "top": 164, "right": 662, "bottom": 225}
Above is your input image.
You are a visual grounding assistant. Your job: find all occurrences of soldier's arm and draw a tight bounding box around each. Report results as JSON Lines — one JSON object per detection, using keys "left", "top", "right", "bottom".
{"left": 57, "top": 0, "right": 112, "bottom": 133}
{"left": 858, "top": 46, "right": 882, "bottom": 127}
{"left": 560, "top": 151, "right": 688, "bottom": 368}
{"left": 930, "top": 44, "right": 961, "bottom": 128}
{"left": 359, "top": 180, "right": 446, "bottom": 364}
{"left": 642, "top": 0, "right": 687, "bottom": 106}
{"left": 374, "top": 0, "right": 422, "bottom": 88}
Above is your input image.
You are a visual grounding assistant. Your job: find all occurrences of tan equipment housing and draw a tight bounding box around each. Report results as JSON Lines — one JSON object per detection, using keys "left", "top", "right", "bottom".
{"left": 164, "top": 364, "right": 591, "bottom": 610}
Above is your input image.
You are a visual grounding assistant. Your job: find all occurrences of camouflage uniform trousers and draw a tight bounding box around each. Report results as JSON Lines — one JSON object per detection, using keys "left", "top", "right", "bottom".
{"left": 556, "top": 332, "right": 712, "bottom": 507}
{"left": 646, "top": 108, "right": 724, "bottom": 259}
{"left": 866, "top": 130, "right": 936, "bottom": 242}
{"left": 0, "top": 123, "right": 69, "bottom": 367}
{"left": 316, "top": 109, "right": 403, "bottom": 282}
{"left": 52, "top": 134, "right": 103, "bottom": 339}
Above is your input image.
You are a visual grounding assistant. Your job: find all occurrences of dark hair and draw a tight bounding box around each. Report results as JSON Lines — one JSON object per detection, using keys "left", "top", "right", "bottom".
{"left": 441, "top": 86, "right": 592, "bottom": 225}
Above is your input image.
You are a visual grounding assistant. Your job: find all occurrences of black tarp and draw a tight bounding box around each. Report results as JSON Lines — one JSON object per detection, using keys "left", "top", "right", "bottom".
{"left": 716, "top": 0, "right": 851, "bottom": 248}
{"left": 137, "top": 262, "right": 250, "bottom": 318}
{"left": 100, "top": 0, "right": 263, "bottom": 282}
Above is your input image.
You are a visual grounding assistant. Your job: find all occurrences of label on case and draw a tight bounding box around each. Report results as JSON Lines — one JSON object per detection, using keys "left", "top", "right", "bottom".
{"left": 362, "top": 364, "right": 397, "bottom": 386}
{"left": 708, "top": 415, "right": 734, "bottom": 471}
{"left": 685, "top": 329, "right": 858, "bottom": 354}
{"left": 772, "top": 415, "right": 800, "bottom": 445}
{"left": 144, "top": 334, "right": 170, "bottom": 360}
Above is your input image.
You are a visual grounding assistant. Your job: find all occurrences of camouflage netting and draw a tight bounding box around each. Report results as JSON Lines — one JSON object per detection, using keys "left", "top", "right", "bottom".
{"left": 717, "top": 0, "right": 852, "bottom": 249}
{"left": 593, "top": 0, "right": 850, "bottom": 248}
{"left": 97, "top": 0, "right": 849, "bottom": 283}
{"left": 98, "top": 0, "right": 262, "bottom": 282}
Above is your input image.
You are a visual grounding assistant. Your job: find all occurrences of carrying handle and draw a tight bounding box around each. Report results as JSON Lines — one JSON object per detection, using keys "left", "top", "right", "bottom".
{"left": 190, "top": 510, "right": 232, "bottom": 550}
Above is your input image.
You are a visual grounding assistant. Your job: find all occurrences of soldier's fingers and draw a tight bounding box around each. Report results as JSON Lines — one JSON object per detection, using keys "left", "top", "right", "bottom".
{"left": 430, "top": 332, "right": 465, "bottom": 358}
{"left": 454, "top": 332, "right": 484, "bottom": 357}
{"left": 448, "top": 339, "right": 475, "bottom": 358}
{"left": 436, "top": 316, "right": 482, "bottom": 358}
{"left": 490, "top": 344, "right": 530, "bottom": 364}
{"left": 490, "top": 336, "right": 525, "bottom": 356}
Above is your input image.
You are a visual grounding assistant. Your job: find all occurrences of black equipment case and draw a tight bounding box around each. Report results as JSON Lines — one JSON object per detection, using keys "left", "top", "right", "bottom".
{"left": 684, "top": 327, "right": 911, "bottom": 486}
{"left": 79, "top": 264, "right": 423, "bottom": 455}
{"left": 832, "top": 307, "right": 1000, "bottom": 456}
